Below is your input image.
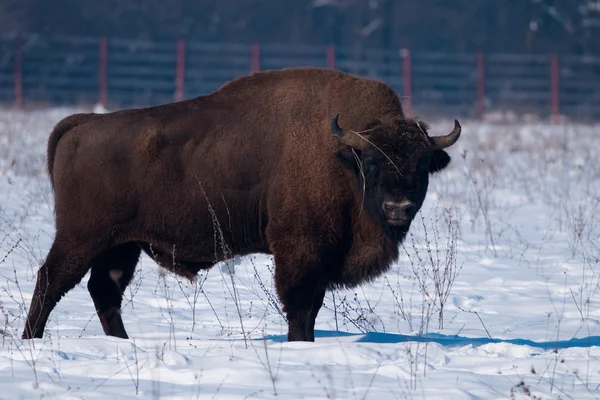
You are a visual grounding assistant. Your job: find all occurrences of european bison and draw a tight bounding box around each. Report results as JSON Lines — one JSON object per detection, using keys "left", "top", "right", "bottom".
{"left": 22, "top": 66, "right": 461, "bottom": 342}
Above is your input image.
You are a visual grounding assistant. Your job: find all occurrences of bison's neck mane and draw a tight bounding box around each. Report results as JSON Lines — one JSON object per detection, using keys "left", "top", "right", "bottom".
{"left": 330, "top": 208, "right": 403, "bottom": 289}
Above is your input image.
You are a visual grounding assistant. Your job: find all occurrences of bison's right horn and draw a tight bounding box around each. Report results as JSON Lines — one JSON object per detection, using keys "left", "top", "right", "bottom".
{"left": 331, "top": 113, "right": 369, "bottom": 150}
{"left": 430, "top": 119, "right": 462, "bottom": 150}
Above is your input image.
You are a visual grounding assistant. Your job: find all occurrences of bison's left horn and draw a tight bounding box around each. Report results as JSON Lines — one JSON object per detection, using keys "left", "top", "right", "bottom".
{"left": 430, "top": 119, "right": 461, "bottom": 149}
{"left": 331, "top": 113, "right": 344, "bottom": 136}
{"left": 331, "top": 113, "right": 369, "bottom": 150}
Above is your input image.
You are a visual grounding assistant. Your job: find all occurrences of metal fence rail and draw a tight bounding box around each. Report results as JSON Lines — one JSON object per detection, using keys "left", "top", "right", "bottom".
{"left": 1, "top": 33, "right": 600, "bottom": 121}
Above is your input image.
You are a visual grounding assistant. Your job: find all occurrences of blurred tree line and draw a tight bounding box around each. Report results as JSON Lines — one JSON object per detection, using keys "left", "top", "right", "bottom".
{"left": 3, "top": 0, "right": 599, "bottom": 54}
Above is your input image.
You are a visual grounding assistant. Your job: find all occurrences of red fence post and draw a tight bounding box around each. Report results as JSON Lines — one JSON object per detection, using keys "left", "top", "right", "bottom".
{"left": 98, "top": 37, "right": 108, "bottom": 107}
{"left": 14, "top": 37, "right": 22, "bottom": 110}
{"left": 175, "top": 40, "right": 186, "bottom": 102}
{"left": 326, "top": 45, "right": 335, "bottom": 69}
{"left": 550, "top": 53, "right": 560, "bottom": 124}
{"left": 476, "top": 51, "right": 485, "bottom": 121}
{"left": 402, "top": 48, "right": 412, "bottom": 116}
{"left": 251, "top": 43, "right": 260, "bottom": 73}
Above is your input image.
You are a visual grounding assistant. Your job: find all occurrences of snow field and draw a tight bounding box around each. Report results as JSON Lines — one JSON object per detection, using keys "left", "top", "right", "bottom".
{"left": 0, "top": 107, "right": 599, "bottom": 399}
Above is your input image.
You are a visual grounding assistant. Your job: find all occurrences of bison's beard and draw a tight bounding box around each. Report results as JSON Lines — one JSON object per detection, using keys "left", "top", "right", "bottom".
{"left": 384, "top": 222, "right": 411, "bottom": 242}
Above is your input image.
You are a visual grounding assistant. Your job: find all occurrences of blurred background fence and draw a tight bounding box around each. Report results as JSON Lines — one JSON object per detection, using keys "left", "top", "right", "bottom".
{"left": 1, "top": 33, "right": 600, "bottom": 121}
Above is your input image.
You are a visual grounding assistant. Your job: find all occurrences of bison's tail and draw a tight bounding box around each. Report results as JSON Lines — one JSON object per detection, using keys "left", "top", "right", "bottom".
{"left": 47, "top": 113, "right": 92, "bottom": 190}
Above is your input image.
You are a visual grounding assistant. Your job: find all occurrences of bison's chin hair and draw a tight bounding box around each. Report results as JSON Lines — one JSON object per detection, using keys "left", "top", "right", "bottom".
{"left": 383, "top": 222, "right": 412, "bottom": 242}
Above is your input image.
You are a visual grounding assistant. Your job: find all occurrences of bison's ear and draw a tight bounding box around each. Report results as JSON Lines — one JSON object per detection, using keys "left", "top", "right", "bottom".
{"left": 336, "top": 147, "right": 361, "bottom": 173}
{"left": 429, "top": 149, "right": 451, "bottom": 173}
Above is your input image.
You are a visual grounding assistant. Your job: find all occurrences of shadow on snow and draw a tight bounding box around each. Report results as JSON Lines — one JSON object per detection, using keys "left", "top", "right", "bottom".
{"left": 258, "top": 330, "right": 600, "bottom": 350}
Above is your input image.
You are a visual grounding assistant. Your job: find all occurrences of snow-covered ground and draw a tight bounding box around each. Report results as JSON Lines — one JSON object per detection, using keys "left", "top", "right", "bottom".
{"left": 0, "top": 106, "right": 598, "bottom": 399}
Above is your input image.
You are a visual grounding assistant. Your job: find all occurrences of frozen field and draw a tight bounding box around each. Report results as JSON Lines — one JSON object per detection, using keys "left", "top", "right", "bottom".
{"left": 0, "top": 106, "right": 598, "bottom": 399}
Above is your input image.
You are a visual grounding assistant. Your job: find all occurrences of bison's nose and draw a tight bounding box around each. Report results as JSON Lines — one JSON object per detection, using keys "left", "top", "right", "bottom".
{"left": 383, "top": 200, "right": 416, "bottom": 221}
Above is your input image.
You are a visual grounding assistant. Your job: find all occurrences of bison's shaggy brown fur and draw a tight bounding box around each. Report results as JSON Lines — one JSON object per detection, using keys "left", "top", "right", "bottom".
{"left": 22, "top": 67, "right": 461, "bottom": 342}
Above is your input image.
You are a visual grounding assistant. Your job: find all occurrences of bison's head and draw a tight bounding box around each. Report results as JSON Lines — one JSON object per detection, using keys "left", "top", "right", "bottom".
{"left": 332, "top": 114, "right": 461, "bottom": 232}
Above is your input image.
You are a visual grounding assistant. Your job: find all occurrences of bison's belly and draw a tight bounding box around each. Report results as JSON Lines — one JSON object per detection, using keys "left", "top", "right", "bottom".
{"left": 138, "top": 242, "right": 216, "bottom": 280}
{"left": 134, "top": 195, "right": 270, "bottom": 279}
{"left": 137, "top": 233, "right": 269, "bottom": 281}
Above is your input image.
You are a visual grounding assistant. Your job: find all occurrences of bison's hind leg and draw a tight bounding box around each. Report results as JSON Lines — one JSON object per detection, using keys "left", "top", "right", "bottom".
{"left": 22, "top": 240, "right": 98, "bottom": 339}
{"left": 87, "top": 243, "right": 141, "bottom": 339}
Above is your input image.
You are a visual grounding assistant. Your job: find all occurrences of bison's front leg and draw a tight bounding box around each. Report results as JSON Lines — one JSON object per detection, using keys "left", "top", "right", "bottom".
{"left": 273, "top": 253, "right": 325, "bottom": 342}
{"left": 307, "top": 288, "right": 326, "bottom": 341}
